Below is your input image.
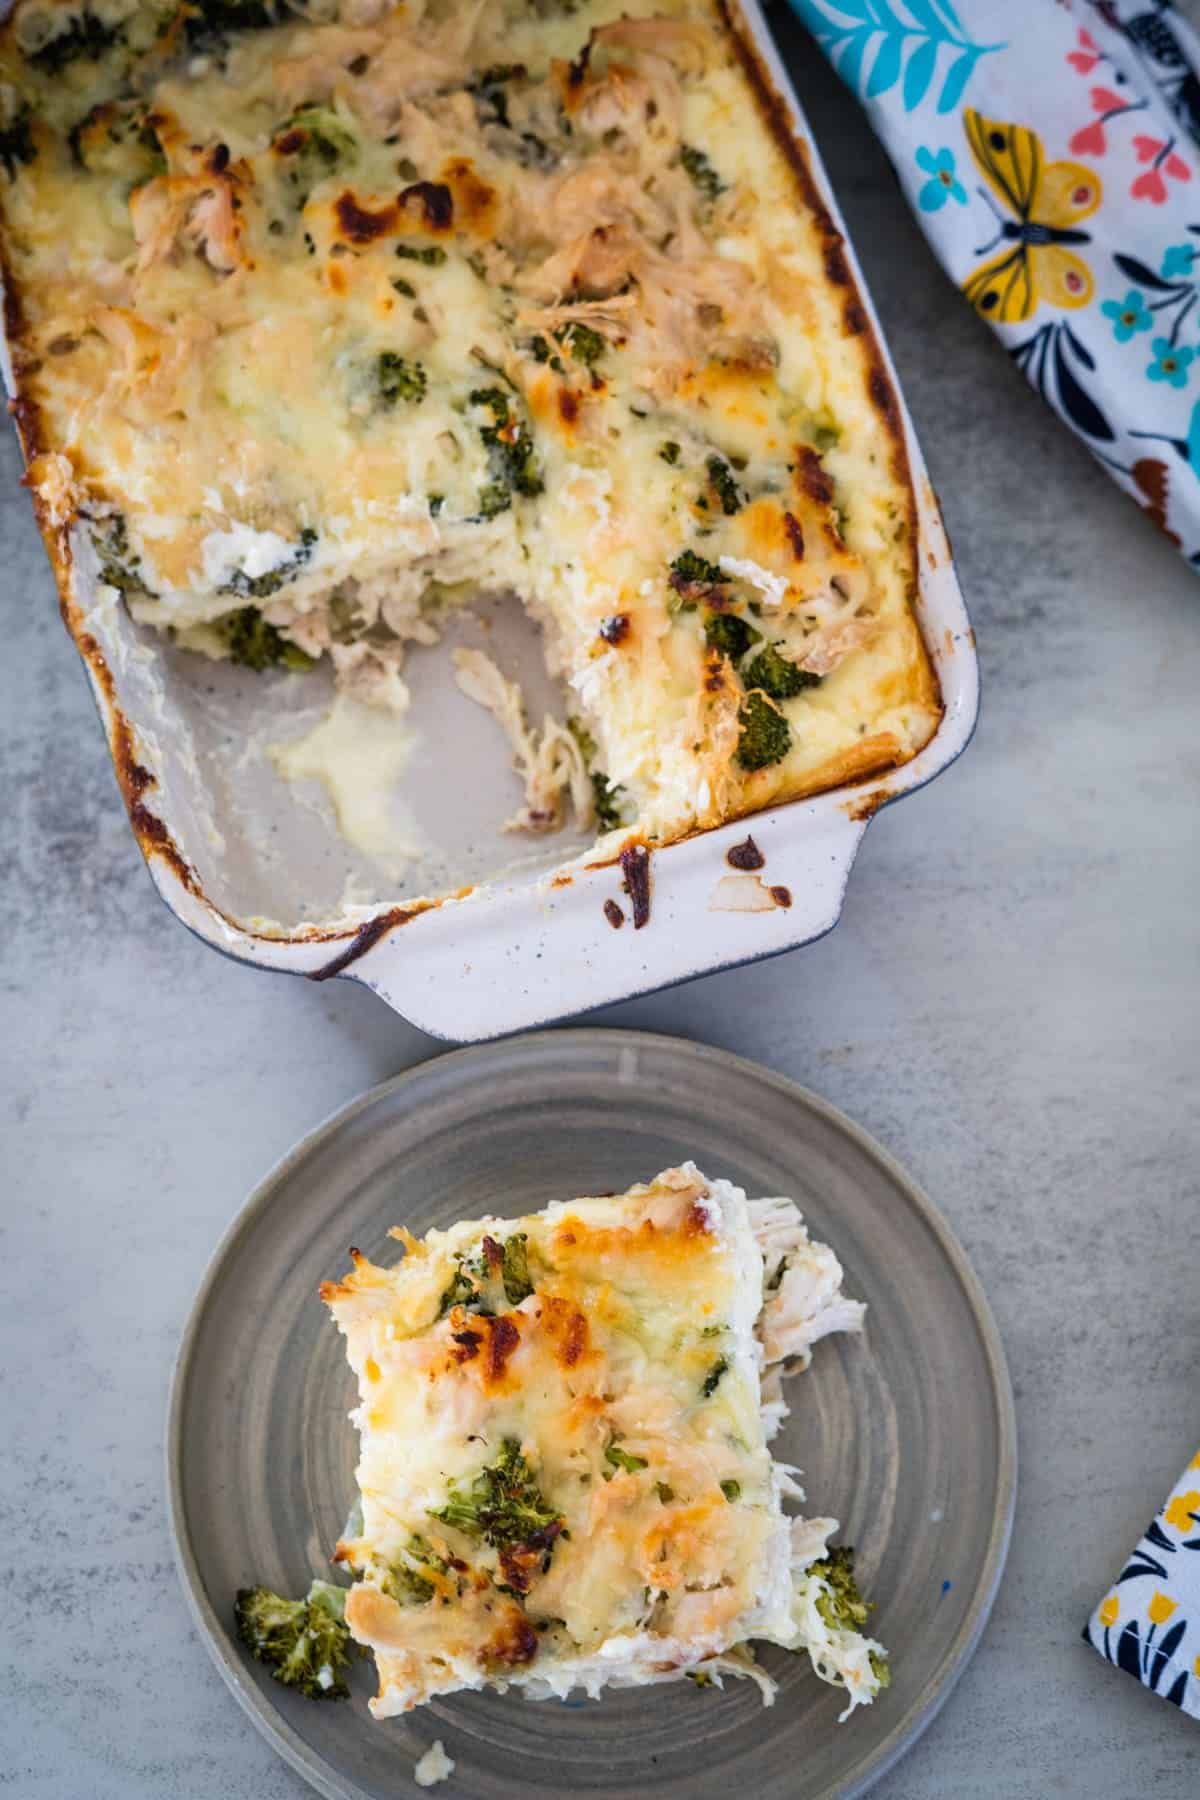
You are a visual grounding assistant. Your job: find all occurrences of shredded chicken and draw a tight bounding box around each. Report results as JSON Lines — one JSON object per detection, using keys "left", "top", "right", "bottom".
{"left": 689, "top": 651, "right": 743, "bottom": 823}
{"left": 798, "top": 614, "right": 878, "bottom": 677}
{"left": 590, "top": 14, "right": 715, "bottom": 71}
{"left": 279, "top": 2, "right": 487, "bottom": 126}
{"left": 519, "top": 192, "right": 767, "bottom": 398}
{"left": 452, "top": 647, "right": 593, "bottom": 834}
{"left": 517, "top": 294, "right": 639, "bottom": 344}
{"left": 750, "top": 1195, "right": 866, "bottom": 1369}
{"left": 328, "top": 639, "right": 414, "bottom": 714}
{"left": 129, "top": 170, "right": 248, "bottom": 275}
{"left": 557, "top": 51, "right": 682, "bottom": 150}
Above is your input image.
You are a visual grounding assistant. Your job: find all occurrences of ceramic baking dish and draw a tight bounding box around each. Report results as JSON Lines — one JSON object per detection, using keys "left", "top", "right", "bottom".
{"left": 2, "top": 0, "right": 977, "bottom": 1041}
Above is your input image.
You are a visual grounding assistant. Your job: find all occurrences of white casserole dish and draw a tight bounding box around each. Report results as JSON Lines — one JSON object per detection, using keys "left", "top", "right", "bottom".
{"left": 2, "top": 0, "right": 977, "bottom": 1041}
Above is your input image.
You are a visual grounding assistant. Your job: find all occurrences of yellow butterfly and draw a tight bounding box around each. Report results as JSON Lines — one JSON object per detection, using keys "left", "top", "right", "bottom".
{"left": 962, "top": 110, "right": 1102, "bottom": 323}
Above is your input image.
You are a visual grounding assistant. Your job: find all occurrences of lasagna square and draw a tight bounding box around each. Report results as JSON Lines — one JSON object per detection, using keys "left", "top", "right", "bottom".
{"left": 1, "top": 0, "right": 940, "bottom": 882}
{"left": 322, "top": 1163, "right": 887, "bottom": 1717}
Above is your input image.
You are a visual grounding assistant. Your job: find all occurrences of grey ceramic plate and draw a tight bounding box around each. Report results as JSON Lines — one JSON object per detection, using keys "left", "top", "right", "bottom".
{"left": 167, "top": 1030, "right": 1015, "bottom": 1800}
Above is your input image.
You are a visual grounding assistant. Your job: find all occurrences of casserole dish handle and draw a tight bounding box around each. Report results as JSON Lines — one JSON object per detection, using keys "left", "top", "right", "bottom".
{"left": 327, "top": 804, "right": 870, "bottom": 1041}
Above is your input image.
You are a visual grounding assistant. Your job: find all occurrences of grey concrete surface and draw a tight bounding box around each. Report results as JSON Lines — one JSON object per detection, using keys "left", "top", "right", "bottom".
{"left": 3, "top": 10, "right": 1200, "bottom": 1798}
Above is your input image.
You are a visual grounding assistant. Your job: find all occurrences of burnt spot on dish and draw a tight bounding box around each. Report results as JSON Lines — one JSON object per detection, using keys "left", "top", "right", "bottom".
{"left": 726, "top": 835, "right": 765, "bottom": 872}
{"left": 619, "top": 842, "right": 651, "bottom": 929}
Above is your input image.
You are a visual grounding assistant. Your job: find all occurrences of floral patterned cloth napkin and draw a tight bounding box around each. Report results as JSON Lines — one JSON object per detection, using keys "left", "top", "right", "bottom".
{"left": 1083, "top": 1451, "right": 1200, "bottom": 1716}
{"left": 785, "top": 0, "right": 1200, "bottom": 567}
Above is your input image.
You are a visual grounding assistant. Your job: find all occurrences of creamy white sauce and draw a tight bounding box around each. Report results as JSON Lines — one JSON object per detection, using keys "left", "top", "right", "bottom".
{"left": 200, "top": 522, "right": 296, "bottom": 588}
{"left": 718, "top": 555, "right": 791, "bottom": 611}
{"left": 413, "top": 1740, "right": 455, "bottom": 1787}
{"left": 269, "top": 694, "right": 426, "bottom": 881}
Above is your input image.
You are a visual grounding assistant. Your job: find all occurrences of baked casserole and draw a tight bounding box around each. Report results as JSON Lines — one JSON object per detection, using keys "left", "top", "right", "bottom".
{"left": 0, "top": 0, "right": 941, "bottom": 863}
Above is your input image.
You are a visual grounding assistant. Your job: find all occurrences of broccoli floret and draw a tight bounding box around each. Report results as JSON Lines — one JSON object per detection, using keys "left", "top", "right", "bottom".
{"left": 704, "top": 611, "right": 760, "bottom": 662}
{"left": 700, "top": 1355, "right": 729, "bottom": 1398}
{"left": 220, "top": 528, "right": 318, "bottom": 605}
{"left": 432, "top": 1439, "right": 564, "bottom": 1556}
{"left": 469, "top": 385, "right": 542, "bottom": 514}
{"left": 25, "top": 8, "right": 123, "bottom": 73}
{"left": 0, "top": 106, "right": 36, "bottom": 181}
{"left": 438, "top": 1231, "right": 535, "bottom": 1315}
{"left": 743, "top": 645, "right": 820, "bottom": 699}
{"left": 478, "top": 483, "right": 512, "bottom": 519}
{"left": 472, "top": 62, "right": 526, "bottom": 130}
{"left": 529, "top": 334, "right": 565, "bottom": 372}
{"left": 812, "top": 415, "right": 840, "bottom": 452}
{"left": 720, "top": 1479, "right": 741, "bottom": 1502}
{"left": 809, "top": 1545, "right": 889, "bottom": 1683}
{"left": 669, "top": 547, "right": 726, "bottom": 609}
{"left": 810, "top": 1546, "right": 870, "bottom": 1631}
{"left": 234, "top": 1579, "right": 353, "bottom": 1700}
{"left": 469, "top": 63, "right": 553, "bottom": 167}
{"left": 680, "top": 143, "right": 724, "bottom": 202}
{"left": 378, "top": 1535, "right": 452, "bottom": 1606}
{"left": 591, "top": 771, "right": 624, "bottom": 830}
{"left": 183, "top": 0, "right": 277, "bottom": 56}
{"left": 275, "top": 107, "right": 355, "bottom": 166}
{"left": 215, "top": 608, "right": 315, "bottom": 672}
{"left": 735, "top": 692, "right": 791, "bottom": 771}
{"left": 438, "top": 1262, "right": 477, "bottom": 1317}
{"left": 272, "top": 106, "right": 356, "bottom": 203}
{"left": 556, "top": 322, "right": 606, "bottom": 368}
{"left": 706, "top": 454, "right": 744, "bottom": 516}
{"left": 671, "top": 548, "right": 723, "bottom": 585}
{"left": 500, "top": 1232, "right": 534, "bottom": 1305}
{"left": 568, "top": 717, "right": 626, "bottom": 830}
{"left": 375, "top": 351, "right": 427, "bottom": 406}
{"left": 70, "top": 99, "right": 164, "bottom": 186}
{"left": 604, "top": 1442, "right": 648, "bottom": 1477}
{"left": 395, "top": 242, "right": 447, "bottom": 266}
{"left": 91, "top": 512, "right": 151, "bottom": 600}
{"left": 384, "top": 1563, "right": 435, "bottom": 1604}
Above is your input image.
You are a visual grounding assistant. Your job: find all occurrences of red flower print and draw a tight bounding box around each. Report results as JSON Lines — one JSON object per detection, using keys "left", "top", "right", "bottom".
{"left": 1067, "top": 27, "right": 1099, "bottom": 73}
{"left": 1132, "top": 166, "right": 1168, "bottom": 203}
{"left": 1129, "top": 135, "right": 1192, "bottom": 202}
{"left": 1070, "top": 120, "right": 1107, "bottom": 156}
{"left": 1075, "top": 86, "right": 1151, "bottom": 158}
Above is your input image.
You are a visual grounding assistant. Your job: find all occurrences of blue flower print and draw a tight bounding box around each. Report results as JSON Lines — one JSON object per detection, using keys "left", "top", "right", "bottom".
{"left": 916, "top": 147, "right": 966, "bottom": 212}
{"left": 1161, "top": 243, "right": 1196, "bottom": 280}
{"left": 1102, "top": 290, "right": 1154, "bottom": 342}
{"left": 1147, "top": 338, "right": 1195, "bottom": 388}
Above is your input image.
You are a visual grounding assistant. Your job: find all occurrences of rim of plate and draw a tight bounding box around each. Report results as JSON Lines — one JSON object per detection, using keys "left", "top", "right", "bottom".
{"left": 166, "top": 1026, "right": 1017, "bottom": 1800}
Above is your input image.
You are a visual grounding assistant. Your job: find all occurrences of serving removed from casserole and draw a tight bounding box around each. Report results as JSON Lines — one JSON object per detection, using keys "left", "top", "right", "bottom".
{"left": 315, "top": 1163, "right": 887, "bottom": 1717}
{"left": 1, "top": 0, "right": 940, "bottom": 864}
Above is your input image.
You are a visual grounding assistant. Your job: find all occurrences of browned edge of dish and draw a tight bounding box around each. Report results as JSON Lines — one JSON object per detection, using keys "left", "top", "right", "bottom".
{"left": 0, "top": 0, "right": 944, "bottom": 948}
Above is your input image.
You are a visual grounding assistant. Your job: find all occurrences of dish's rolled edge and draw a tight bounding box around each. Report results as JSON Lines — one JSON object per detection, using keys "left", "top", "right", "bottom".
{"left": 718, "top": 0, "right": 941, "bottom": 745}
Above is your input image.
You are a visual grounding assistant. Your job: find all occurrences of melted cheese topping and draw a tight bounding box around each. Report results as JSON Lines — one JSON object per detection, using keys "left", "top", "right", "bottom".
{"left": 1, "top": 0, "right": 941, "bottom": 860}
{"left": 321, "top": 1162, "right": 883, "bottom": 1717}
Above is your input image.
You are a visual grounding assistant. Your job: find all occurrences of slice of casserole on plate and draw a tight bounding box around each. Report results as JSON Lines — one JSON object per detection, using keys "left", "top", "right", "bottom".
{"left": 321, "top": 1162, "right": 887, "bottom": 1718}
{"left": 0, "top": 0, "right": 939, "bottom": 871}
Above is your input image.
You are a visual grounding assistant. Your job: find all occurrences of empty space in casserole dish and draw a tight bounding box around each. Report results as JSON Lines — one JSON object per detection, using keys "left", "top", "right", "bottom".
{"left": 94, "top": 581, "right": 592, "bottom": 930}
